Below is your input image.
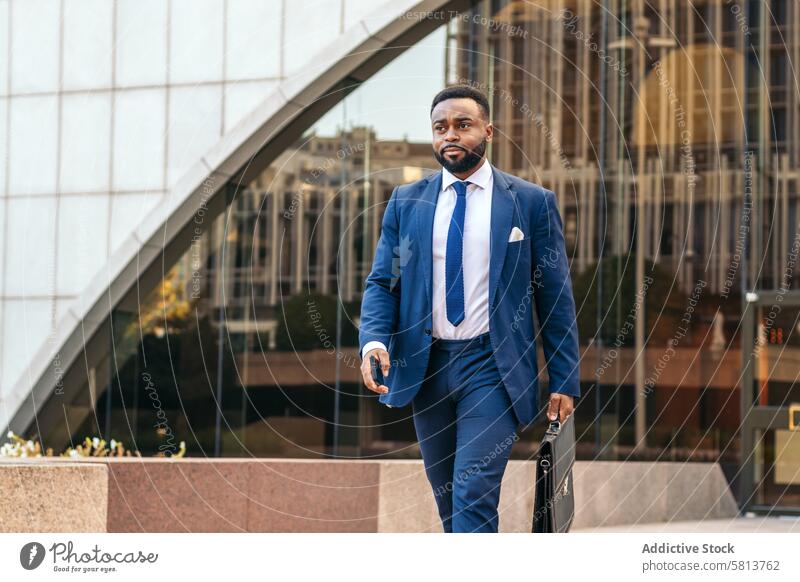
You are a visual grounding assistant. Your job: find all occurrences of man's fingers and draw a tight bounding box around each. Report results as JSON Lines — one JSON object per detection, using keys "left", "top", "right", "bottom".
{"left": 367, "top": 372, "right": 380, "bottom": 393}
{"left": 379, "top": 351, "right": 391, "bottom": 377}
{"left": 361, "top": 350, "right": 389, "bottom": 394}
{"left": 547, "top": 398, "right": 558, "bottom": 420}
{"left": 365, "top": 371, "right": 385, "bottom": 394}
{"left": 547, "top": 396, "right": 559, "bottom": 421}
{"left": 548, "top": 394, "right": 574, "bottom": 422}
{"left": 362, "top": 367, "right": 377, "bottom": 392}
{"left": 361, "top": 356, "right": 377, "bottom": 392}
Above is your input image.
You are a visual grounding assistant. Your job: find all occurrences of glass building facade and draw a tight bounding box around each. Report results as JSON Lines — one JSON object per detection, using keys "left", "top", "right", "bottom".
{"left": 13, "top": 0, "right": 800, "bottom": 513}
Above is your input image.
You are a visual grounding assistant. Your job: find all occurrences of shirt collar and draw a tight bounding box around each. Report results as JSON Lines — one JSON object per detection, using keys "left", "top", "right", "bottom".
{"left": 441, "top": 157, "right": 492, "bottom": 193}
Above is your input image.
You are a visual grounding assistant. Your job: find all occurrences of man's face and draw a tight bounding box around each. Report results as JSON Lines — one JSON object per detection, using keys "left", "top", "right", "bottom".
{"left": 431, "top": 97, "right": 493, "bottom": 174}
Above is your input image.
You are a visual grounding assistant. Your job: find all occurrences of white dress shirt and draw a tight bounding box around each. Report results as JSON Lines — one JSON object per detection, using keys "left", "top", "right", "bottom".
{"left": 362, "top": 158, "right": 493, "bottom": 358}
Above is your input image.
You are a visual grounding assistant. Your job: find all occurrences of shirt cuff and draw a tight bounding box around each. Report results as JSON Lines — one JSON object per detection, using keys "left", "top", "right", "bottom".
{"left": 361, "top": 341, "right": 388, "bottom": 360}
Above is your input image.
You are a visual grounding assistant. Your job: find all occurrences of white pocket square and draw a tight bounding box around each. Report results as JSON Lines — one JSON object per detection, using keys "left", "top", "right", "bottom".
{"left": 508, "top": 226, "right": 525, "bottom": 242}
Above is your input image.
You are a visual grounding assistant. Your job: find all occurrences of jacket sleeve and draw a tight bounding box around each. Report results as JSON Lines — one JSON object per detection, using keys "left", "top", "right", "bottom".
{"left": 531, "top": 188, "right": 581, "bottom": 398}
{"left": 359, "top": 187, "right": 401, "bottom": 358}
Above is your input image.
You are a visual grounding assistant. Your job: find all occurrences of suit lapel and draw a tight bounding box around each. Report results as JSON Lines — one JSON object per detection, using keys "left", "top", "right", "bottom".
{"left": 415, "top": 172, "right": 442, "bottom": 306}
{"left": 414, "top": 166, "right": 516, "bottom": 308}
{"left": 489, "top": 168, "right": 515, "bottom": 307}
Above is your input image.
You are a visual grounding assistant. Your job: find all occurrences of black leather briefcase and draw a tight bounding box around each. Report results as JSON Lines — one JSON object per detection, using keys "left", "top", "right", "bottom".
{"left": 532, "top": 412, "right": 576, "bottom": 533}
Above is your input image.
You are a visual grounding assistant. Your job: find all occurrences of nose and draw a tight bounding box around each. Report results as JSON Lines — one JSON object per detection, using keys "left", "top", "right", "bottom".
{"left": 444, "top": 126, "right": 458, "bottom": 142}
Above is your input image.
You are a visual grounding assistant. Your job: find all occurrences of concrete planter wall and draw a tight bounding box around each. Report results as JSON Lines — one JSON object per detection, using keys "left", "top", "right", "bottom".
{"left": 0, "top": 458, "right": 738, "bottom": 533}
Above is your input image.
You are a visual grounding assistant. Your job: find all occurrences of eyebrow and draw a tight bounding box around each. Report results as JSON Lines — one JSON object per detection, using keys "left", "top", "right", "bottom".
{"left": 431, "top": 115, "right": 475, "bottom": 124}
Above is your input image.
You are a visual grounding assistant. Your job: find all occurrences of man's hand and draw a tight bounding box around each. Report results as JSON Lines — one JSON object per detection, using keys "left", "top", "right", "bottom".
{"left": 361, "top": 348, "right": 391, "bottom": 394}
{"left": 547, "top": 393, "right": 574, "bottom": 422}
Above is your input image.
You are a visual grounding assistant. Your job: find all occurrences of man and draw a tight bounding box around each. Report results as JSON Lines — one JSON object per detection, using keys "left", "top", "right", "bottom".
{"left": 358, "top": 85, "right": 580, "bottom": 533}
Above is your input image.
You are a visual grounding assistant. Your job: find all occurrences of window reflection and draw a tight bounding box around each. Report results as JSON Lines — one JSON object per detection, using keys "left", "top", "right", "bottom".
{"left": 64, "top": 0, "right": 798, "bottom": 469}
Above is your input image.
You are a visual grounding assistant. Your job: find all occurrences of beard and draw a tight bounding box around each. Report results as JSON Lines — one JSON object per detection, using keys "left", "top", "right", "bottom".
{"left": 434, "top": 140, "right": 486, "bottom": 174}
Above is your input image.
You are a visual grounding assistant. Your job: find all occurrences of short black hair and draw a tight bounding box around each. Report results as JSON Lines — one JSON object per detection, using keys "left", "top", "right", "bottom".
{"left": 430, "top": 84, "right": 490, "bottom": 120}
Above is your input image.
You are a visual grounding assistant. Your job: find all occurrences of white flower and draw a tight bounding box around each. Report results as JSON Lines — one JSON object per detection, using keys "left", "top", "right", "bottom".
{"left": 6, "top": 430, "right": 13, "bottom": 438}
{"left": 92, "top": 437, "right": 100, "bottom": 448}
{"left": 110, "top": 440, "right": 117, "bottom": 449}
{"left": 69, "top": 450, "right": 78, "bottom": 458}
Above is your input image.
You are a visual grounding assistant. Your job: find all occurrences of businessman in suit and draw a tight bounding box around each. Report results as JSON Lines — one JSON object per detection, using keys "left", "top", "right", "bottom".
{"left": 358, "top": 85, "right": 580, "bottom": 533}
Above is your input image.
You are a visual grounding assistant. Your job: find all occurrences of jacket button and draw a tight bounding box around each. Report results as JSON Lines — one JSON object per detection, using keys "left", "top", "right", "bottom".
{"left": 424, "top": 328, "right": 431, "bottom": 335}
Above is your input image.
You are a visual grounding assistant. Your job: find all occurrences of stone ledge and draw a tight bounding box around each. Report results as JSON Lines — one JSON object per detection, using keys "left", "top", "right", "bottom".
{"left": 0, "top": 459, "right": 739, "bottom": 532}
{"left": 0, "top": 460, "right": 107, "bottom": 532}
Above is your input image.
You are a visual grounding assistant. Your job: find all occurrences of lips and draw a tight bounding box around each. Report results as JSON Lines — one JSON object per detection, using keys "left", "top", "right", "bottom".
{"left": 442, "top": 146, "right": 465, "bottom": 155}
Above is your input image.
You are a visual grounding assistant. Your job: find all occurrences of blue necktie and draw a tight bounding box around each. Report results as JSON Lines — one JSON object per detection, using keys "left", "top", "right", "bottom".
{"left": 445, "top": 181, "right": 468, "bottom": 326}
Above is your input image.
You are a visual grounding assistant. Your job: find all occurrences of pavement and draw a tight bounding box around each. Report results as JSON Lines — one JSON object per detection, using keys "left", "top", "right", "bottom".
{"left": 573, "top": 515, "right": 800, "bottom": 533}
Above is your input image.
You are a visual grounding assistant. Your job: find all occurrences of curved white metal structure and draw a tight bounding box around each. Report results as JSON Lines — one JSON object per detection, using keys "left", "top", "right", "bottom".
{"left": 2, "top": 0, "right": 467, "bottom": 434}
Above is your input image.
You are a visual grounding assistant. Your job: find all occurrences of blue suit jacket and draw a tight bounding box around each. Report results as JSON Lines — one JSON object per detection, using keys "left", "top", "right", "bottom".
{"left": 358, "top": 165, "right": 580, "bottom": 427}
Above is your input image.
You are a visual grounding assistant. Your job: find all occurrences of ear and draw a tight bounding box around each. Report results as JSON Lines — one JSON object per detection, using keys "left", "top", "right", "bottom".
{"left": 485, "top": 122, "right": 494, "bottom": 142}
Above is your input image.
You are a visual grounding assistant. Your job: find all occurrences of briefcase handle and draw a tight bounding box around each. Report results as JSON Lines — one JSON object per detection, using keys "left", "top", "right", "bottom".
{"left": 545, "top": 412, "right": 576, "bottom": 435}
{"left": 545, "top": 419, "right": 561, "bottom": 435}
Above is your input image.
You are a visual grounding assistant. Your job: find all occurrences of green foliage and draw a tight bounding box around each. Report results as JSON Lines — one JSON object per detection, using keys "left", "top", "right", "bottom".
{"left": 1, "top": 431, "right": 186, "bottom": 458}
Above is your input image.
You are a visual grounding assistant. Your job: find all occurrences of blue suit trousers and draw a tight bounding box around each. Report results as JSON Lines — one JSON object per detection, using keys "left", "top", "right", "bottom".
{"left": 412, "top": 332, "right": 520, "bottom": 533}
